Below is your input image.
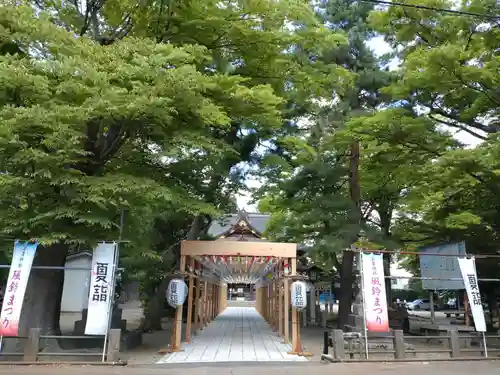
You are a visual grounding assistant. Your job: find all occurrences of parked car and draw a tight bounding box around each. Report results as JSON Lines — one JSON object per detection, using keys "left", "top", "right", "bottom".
{"left": 445, "top": 298, "right": 458, "bottom": 310}
{"left": 406, "top": 299, "right": 438, "bottom": 311}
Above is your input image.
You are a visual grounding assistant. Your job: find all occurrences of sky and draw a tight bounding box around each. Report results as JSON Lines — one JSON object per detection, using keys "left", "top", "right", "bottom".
{"left": 235, "top": 37, "right": 484, "bottom": 211}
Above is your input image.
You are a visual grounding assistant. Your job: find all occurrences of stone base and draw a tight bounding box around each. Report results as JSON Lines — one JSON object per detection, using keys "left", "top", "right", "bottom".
{"left": 73, "top": 307, "right": 127, "bottom": 335}
{"left": 122, "top": 329, "right": 143, "bottom": 350}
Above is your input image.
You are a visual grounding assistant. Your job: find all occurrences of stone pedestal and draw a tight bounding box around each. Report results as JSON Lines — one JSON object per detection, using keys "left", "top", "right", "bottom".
{"left": 73, "top": 306, "right": 127, "bottom": 335}
{"left": 346, "top": 252, "right": 365, "bottom": 333}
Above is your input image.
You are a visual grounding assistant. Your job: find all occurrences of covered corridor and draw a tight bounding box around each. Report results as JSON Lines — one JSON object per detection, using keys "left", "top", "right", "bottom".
{"left": 161, "top": 211, "right": 310, "bottom": 364}
{"left": 157, "top": 306, "right": 308, "bottom": 363}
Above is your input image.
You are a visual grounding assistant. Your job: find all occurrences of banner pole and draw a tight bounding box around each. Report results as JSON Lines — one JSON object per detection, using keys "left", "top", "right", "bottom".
{"left": 101, "top": 209, "right": 125, "bottom": 362}
{"left": 359, "top": 252, "right": 369, "bottom": 359}
{"left": 482, "top": 332, "right": 488, "bottom": 358}
{"left": 101, "top": 241, "right": 119, "bottom": 363}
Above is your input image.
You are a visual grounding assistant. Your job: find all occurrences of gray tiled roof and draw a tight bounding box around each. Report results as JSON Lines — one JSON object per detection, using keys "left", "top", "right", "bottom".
{"left": 207, "top": 212, "right": 270, "bottom": 237}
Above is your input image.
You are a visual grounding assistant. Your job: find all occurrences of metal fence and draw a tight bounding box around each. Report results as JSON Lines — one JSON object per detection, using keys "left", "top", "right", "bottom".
{"left": 0, "top": 257, "right": 130, "bottom": 364}
{"left": 322, "top": 329, "right": 500, "bottom": 362}
{"left": 0, "top": 328, "right": 124, "bottom": 364}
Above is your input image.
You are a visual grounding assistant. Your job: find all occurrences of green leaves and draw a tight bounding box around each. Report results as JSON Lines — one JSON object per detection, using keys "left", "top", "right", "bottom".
{"left": 369, "top": 0, "right": 500, "bottom": 136}
{"left": 0, "top": 4, "right": 287, "bottom": 252}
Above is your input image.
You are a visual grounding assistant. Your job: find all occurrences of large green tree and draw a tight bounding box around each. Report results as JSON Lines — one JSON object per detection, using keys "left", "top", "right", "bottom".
{"left": 0, "top": 5, "right": 283, "bottom": 335}
{"left": 369, "top": 0, "right": 499, "bottom": 138}
{"left": 259, "top": 0, "right": 399, "bottom": 328}
{"left": 368, "top": 0, "right": 500, "bottom": 322}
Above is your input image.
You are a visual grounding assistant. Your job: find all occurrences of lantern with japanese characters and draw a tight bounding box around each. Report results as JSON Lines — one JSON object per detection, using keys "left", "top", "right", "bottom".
{"left": 290, "top": 281, "right": 307, "bottom": 310}
{"left": 166, "top": 279, "right": 187, "bottom": 308}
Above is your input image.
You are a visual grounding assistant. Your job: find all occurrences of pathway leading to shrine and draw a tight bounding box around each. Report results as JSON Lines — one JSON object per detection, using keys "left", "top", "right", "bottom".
{"left": 157, "top": 306, "right": 308, "bottom": 364}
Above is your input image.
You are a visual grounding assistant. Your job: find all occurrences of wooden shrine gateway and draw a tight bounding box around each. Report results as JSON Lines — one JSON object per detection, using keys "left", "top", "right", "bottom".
{"left": 165, "top": 210, "right": 309, "bottom": 361}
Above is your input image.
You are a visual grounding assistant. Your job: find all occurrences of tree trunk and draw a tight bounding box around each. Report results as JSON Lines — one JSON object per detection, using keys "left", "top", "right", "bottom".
{"left": 486, "top": 290, "right": 498, "bottom": 325}
{"left": 3, "top": 243, "right": 68, "bottom": 354}
{"left": 377, "top": 203, "right": 394, "bottom": 306}
{"left": 336, "top": 141, "right": 360, "bottom": 330}
{"left": 383, "top": 253, "right": 392, "bottom": 305}
{"left": 336, "top": 250, "right": 355, "bottom": 329}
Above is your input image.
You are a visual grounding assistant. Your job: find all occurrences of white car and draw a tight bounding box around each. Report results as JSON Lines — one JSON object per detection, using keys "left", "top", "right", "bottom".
{"left": 406, "top": 299, "right": 438, "bottom": 311}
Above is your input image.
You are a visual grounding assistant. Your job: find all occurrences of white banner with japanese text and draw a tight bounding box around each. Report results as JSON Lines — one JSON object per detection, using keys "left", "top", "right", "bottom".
{"left": 85, "top": 243, "right": 117, "bottom": 335}
{"left": 457, "top": 257, "right": 486, "bottom": 332}
{"left": 361, "top": 252, "right": 389, "bottom": 332}
{"left": 0, "top": 241, "right": 38, "bottom": 336}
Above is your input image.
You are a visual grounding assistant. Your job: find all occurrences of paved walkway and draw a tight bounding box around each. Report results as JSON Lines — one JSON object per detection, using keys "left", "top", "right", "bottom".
{"left": 157, "top": 306, "right": 308, "bottom": 364}
{"left": 3, "top": 362, "right": 500, "bottom": 375}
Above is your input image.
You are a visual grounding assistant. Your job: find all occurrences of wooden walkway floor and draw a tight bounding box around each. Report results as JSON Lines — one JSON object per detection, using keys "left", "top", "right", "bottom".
{"left": 157, "top": 306, "right": 308, "bottom": 364}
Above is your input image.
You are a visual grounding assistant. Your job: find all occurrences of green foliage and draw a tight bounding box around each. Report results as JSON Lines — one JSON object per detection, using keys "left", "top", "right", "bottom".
{"left": 0, "top": 5, "right": 284, "bottom": 253}
{"left": 367, "top": 0, "right": 500, "bottom": 289}
{"left": 369, "top": 0, "right": 499, "bottom": 136}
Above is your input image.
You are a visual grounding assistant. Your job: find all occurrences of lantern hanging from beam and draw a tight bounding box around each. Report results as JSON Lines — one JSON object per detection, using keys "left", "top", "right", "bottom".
{"left": 291, "top": 281, "right": 307, "bottom": 310}
{"left": 166, "top": 279, "right": 188, "bottom": 308}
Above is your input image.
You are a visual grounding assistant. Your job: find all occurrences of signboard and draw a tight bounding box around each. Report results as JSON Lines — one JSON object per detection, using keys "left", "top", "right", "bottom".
{"left": 419, "top": 242, "right": 466, "bottom": 290}
{"left": 85, "top": 242, "right": 117, "bottom": 335}
{"left": 361, "top": 252, "right": 389, "bottom": 332}
{"left": 457, "top": 257, "right": 486, "bottom": 332}
{"left": 0, "top": 241, "right": 38, "bottom": 336}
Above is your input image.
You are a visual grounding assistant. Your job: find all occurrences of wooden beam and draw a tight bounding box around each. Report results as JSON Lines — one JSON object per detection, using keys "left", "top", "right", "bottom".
{"left": 181, "top": 240, "right": 296, "bottom": 258}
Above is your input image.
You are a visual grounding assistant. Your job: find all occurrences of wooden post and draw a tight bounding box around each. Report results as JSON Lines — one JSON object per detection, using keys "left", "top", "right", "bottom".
{"left": 194, "top": 273, "right": 201, "bottom": 332}
{"left": 172, "top": 255, "right": 186, "bottom": 351}
{"left": 271, "top": 282, "right": 275, "bottom": 329}
{"left": 290, "top": 257, "right": 301, "bottom": 353}
{"left": 219, "top": 283, "right": 227, "bottom": 313}
{"left": 207, "top": 283, "right": 212, "bottom": 323}
{"left": 185, "top": 257, "right": 195, "bottom": 343}
{"left": 205, "top": 283, "right": 210, "bottom": 324}
{"left": 257, "top": 287, "right": 261, "bottom": 315}
{"left": 267, "top": 284, "right": 271, "bottom": 323}
{"left": 279, "top": 279, "right": 283, "bottom": 337}
{"left": 24, "top": 328, "right": 41, "bottom": 361}
{"left": 211, "top": 284, "right": 215, "bottom": 320}
{"left": 276, "top": 282, "right": 279, "bottom": 330}
{"left": 106, "top": 329, "right": 122, "bottom": 362}
{"left": 284, "top": 276, "right": 290, "bottom": 344}
{"left": 202, "top": 280, "right": 208, "bottom": 328}
{"left": 213, "top": 284, "right": 217, "bottom": 318}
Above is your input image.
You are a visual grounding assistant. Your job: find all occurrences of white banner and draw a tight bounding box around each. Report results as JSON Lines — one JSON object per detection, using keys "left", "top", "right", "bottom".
{"left": 361, "top": 252, "right": 389, "bottom": 332}
{"left": 85, "top": 243, "right": 117, "bottom": 335}
{"left": 457, "top": 257, "right": 486, "bottom": 332}
{"left": 0, "top": 241, "right": 38, "bottom": 336}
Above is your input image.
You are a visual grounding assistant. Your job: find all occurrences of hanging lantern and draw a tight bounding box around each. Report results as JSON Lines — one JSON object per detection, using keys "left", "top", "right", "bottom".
{"left": 166, "top": 279, "right": 188, "bottom": 308}
{"left": 291, "top": 281, "right": 307, "bottom": 310}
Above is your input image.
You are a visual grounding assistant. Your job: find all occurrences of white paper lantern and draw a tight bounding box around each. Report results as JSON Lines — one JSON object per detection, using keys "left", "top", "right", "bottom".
{"left": 291, "top": 281, "right": 307, "bottom": 309}
{"left": 166, "top": 279, "right": 187, "bottom": 307}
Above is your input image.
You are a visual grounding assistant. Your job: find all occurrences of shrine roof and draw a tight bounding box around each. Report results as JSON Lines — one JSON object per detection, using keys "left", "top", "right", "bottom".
{"left": 207, "top": 211, "right": 270, "bottom": 237}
